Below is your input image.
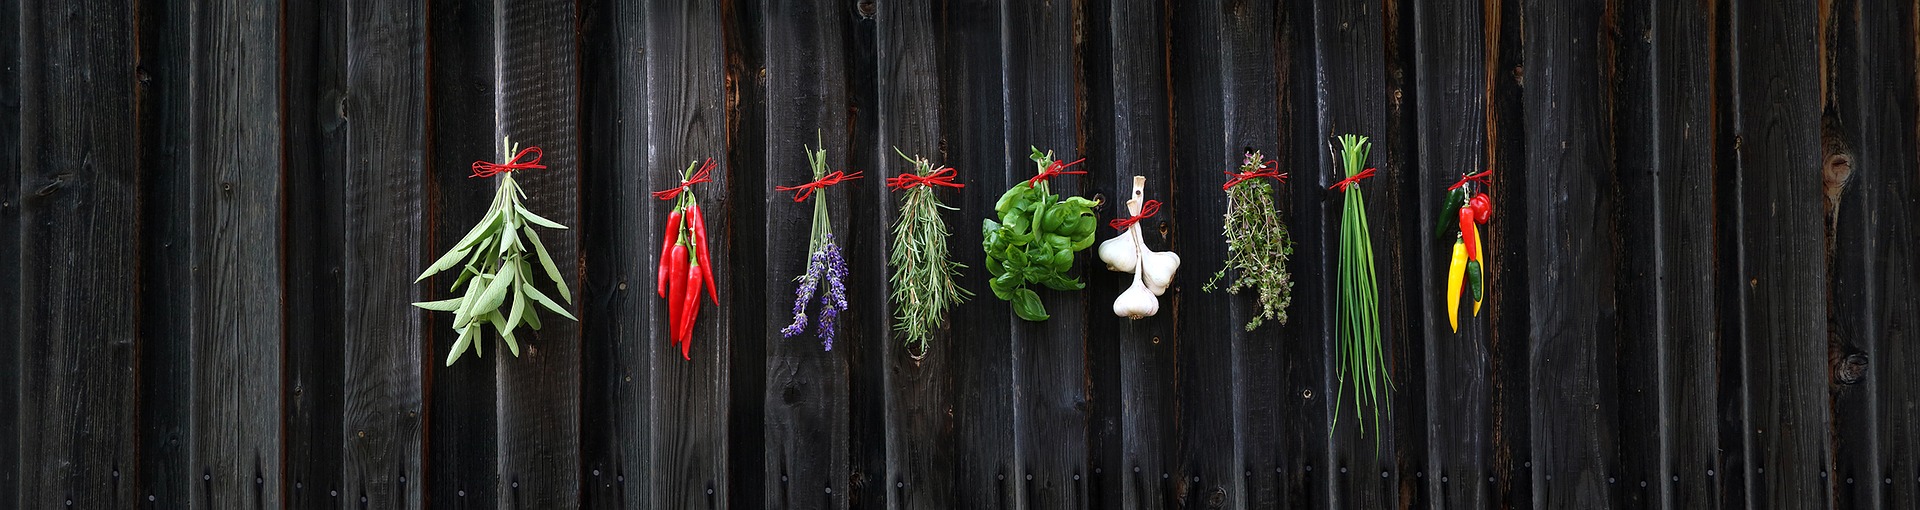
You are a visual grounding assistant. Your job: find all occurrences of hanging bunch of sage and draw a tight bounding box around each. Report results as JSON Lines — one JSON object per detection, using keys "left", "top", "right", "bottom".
{"left": 886, "top": 150, "right": 970, "bottom": 358}
{"left": 414, "top": 137, "right": 577, "bottom": 366}
{"left": 1203, "top": 150, "right": 1295, "bottom": 331}
{"left": 1328, "top": 134, "right": 1387, "bottom": 442}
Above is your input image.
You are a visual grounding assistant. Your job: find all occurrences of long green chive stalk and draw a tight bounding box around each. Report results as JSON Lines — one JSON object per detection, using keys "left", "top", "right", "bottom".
{"left": 1330, "top": 134, "right": 1388, "bottom": 442}
{"left": 887, "top": 150, "right": 970, "bottom": 358}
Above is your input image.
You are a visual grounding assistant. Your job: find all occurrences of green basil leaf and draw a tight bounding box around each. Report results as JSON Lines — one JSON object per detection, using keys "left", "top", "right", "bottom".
{"left": 412, "top": 297, "right": 465, "bottom": 312}
{"left": 994, "top": 185, "right": 1028, "bottom": 213}
{"left": 1010, "top": 288, "right": 1049, "bottom": 321}
{"left": 1041, "top": 274, "right": 1084, "bottom": 291}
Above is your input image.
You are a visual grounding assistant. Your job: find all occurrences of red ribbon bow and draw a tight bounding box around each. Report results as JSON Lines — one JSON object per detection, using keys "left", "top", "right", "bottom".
{"left": 1446, "top": 169, "right": 1493, "bottom": 190}
{"left": 886, "top": 167, "right": 965, "bottom": 191}
{"left": 1222, "top": 161, "right": 1286, "bottom": 190}
{"left": 652, "top": 158, "right": 716, "bottom": 200}
{"left": 470, "top": 146, "right": 546, "bottom": 178}
{"left": 1026, "top": 158, "right": 1087, "bottom": 188}
{"left": 1327, "top": 167, "right": 1378, "bottom": 192}
{"left": 1109, "top": 199, "right": 1162, "bottom": 231}
{"left": 776, "top": 170, "right": 864, "bottom": 202}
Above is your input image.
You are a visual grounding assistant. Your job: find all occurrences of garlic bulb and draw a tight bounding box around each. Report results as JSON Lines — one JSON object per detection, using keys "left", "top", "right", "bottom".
{"left": 1108, "top": 175, "right": 1178, "bottom": 318}
{"left": 1113, "top": 269, "right": 1159, "bottom": 319}
{"left": 1098, "top": 233, "right": 1138, "bottom": 272}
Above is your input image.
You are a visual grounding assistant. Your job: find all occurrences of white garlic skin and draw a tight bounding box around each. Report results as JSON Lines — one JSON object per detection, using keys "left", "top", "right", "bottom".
{"left": 1139, "top": 249, "right": 1180, "bottom": 296}
{"left": 1113, "top": 272, "right": 1160, "bottom": 319}
{"left": 1098, "top": 233, "right": 1138, "bottom": 273}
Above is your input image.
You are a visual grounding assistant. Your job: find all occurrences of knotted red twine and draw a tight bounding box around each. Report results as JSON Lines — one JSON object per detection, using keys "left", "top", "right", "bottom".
{"left": 652, "top": 158, "right": 717, "bottom": 200}
{"left": 776, "top": 170, "right": 863, "bottom": 202}
{"left": 886, "top": 167, "right": 964, "bottom": 191}
{"left": 1109, "top": 199, "right": 1162, "bottom": 231}
{"left": 470, "top": 146, "right": 545, "bottom": 178}
{"left": 1026, "top": 158, "right": 1087, "bottom": 188}
{"left": 1446, "top": 169, "right": 1493, "bottom": 190}
{"left": 1222, "top": 161, "right": 1286, "bottom": 190}
{"left": 1327, "top": 167, "right": 1378, "bottom": 192}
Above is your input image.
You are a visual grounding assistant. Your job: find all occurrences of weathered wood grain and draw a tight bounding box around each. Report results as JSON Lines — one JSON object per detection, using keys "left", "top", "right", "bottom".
{"left": 1277, "top": 0, "right": 1333, "bottom": 506}
{"left": 842, "top": 2, "right": 889, "bottom": 506}
{"left": 1616, "top": 0, "right": 1722, "bottom": 507}
{"left": 1410, "top": 0, "right": 1494, "bottom": 507}
{"left": 134, "top": 0, "right": 199, "bottom": 504}
{"left": 645, "top": 0, "right": 735, "bottom": 507}
{"left": 939, "top": 0, "right": 1019, "bottom": 506}
{"left": 761, "top": 0, "right": 854, "bottom": 506}
{"left": 187, "top": 0, "right": 287, "bottom": 506}
{"left": 578, "top": 0, "right": 653, "bottom": 506}
{"left": 279, "top": 0, "right": 348, "bottom": 506}
{"left": 871, "top": 0, "right": 959, "bottom": 506}
{"left": 1484, "top": 0, "right": 1536, "bottom": 507}
{"left": 425, "top": 0, "right": 502, "bottom": 503}
{"left": 1726, "top": 0, "right": 1831, "bottom": 507}
{"left": 0, "top": 0, "right": 19, "bottom": 502}
{"left": 722, "top": 0, "right": 769, "bottom": 504}
{"left": 1831, "top": 3, "right": 1920, "bottom": 509}
{"left": 16, "top": 1, "right": 140, "bottom": 507}
{"left": 1521, "top": 0, "right": 1618, "bottom": 507}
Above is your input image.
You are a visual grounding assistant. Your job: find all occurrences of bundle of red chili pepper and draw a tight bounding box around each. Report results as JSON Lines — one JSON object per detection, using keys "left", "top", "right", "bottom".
{"left": 1439, "top": 170, "right": 1494, "bottom": 332}
{"left": 655, "top": 158, "right": 720, "bottom": 359}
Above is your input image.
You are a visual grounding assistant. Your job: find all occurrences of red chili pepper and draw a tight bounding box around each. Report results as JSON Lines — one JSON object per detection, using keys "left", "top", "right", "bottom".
{"left": 1470, "top": 193, "right": 1492, "bottom": 224}
{"left": 678, "top": 267, "right": 703, "bottom": 359}
{"left": 658, "top": 210, "right": 682, "bottom": 298}
{"left": 1459, "top": 207, "right": 1479, "bottom": 261}
{"left": 666, "top": 243, "right": 689, "bottom": 344}
{"left": 689, "top": 204, "right": 718, "bottom": 304}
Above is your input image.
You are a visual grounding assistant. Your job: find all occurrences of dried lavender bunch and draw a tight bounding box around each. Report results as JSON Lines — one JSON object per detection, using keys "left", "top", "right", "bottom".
{"left": 1203, "top": 150, "right": 1295, "bottom": 331}
{"left": 780, "top": 143, "right": 852, "bottom": 350}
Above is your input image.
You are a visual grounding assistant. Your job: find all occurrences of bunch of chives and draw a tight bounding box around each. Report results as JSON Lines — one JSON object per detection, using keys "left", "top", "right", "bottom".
{"left": 1329, "top": 134, "right": 1388, "bottom": 443}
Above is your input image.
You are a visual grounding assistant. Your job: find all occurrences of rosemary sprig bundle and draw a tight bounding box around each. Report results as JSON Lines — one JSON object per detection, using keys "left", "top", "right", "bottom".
{"left": 414, "top": 137, "right": 577, "bottom": 366}
{"left": 1329, "top": 134, "right": 1387, "bottom": 441}
{"left": 886, "top": 150, "right": 970, "bottom": 358}
{"left": 1204, "top": 150, "right": 1296, "bottom": 331}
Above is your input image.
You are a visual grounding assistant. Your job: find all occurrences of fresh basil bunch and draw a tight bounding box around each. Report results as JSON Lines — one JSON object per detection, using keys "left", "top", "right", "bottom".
{"left": 982, "top": 147, "right": 1099, "bottom": 321}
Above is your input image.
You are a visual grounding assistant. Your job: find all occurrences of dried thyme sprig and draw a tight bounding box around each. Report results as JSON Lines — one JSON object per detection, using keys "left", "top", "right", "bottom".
{"left": 1204, "top": 150, "right": 1295, "bottom": 331}
{"left": 887, "top": 149, "right": 970, "bottom": 358}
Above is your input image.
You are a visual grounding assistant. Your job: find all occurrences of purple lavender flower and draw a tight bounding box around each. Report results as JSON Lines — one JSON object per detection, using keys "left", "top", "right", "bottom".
{"left": 816, "top": 236, "right": 848, "bottom": 350}
{"left": 781, "top": 244, "right": 828, "bottom": 338}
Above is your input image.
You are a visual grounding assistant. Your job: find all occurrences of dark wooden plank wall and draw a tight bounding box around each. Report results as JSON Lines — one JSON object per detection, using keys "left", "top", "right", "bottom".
{"left": 4, "top": 1, "right": 1916, "bottom": 509}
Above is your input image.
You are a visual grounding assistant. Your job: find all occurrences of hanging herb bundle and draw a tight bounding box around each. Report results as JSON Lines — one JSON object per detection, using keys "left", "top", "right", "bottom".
{"left": 414, "top": 137, "right": 577, "bottom": 366}
{"left": 1438, "top": 170, "right": 1493, "bottom": 332}
{"left": 1203, "top": 150, "right": 1296, "bottom": 330}
{"left": 778, "top": 141, "right": 860, "bottom": 350}
{"left": 654, "top": 158, "right": 719, "bottom": 360}
{"left": 887, "top": 150, "right": 970, "bottom": 357}
{"left": 1328, "top": 134, "right": 1387, "bottom": 439}
{"left": 982, "top": 147, "right": 1100, "bottom": 322}
{"left": 1098, "top": 176, "right": 1179, "bottom": 319}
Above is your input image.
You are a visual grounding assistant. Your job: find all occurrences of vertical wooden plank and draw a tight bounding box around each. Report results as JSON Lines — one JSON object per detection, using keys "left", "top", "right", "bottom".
{"left": 1277, "top": 0, "right": 1332, "bottom": 505}
{"left": 1379, "top": 1, "right": 1432, "bottom": 504}
{"left": 16, "top": 1, "right": 140, "bottom": 507}
{"left": 1217, "top": 0, "right": 1292, "bottom": 506}
{"left": 135, "top": 0, "right": 199, "bottom": 503}
{"left": 338, "top": 0, "right": 428, "bottom": 506}
{"left": 425, "top": 0, "right": 501, "bottom": 503}
{"left": 1308, "top": 0, "right": 1401, "bottom": 506}
{"left": 492, "top": 0, "right": 583, "bottom": 506}
{"left": 645, "top": 0, "right": 733, "bottom": 506}
{"left": 1616, "top": 0, "right": 1723, "bottom": 507}
{"left": 1483, "top": 0, "right": 1535, "bottom": 505}
{"left": 842, "top": 2, "right": 890, "bottom": 506}
{"left": 1831, "top": 2, "right": 1920, "bottom": 508}
{"left": 940, "top": 0, "right": 1018, "bottom": 506}
{"left": 0, "top": 0, "right": 23, "bottom": 503}
{"left": 189, "top": 0, "right": 286, "bottom": 505}
{"left": 578, "top": 0, "right": 651, "bottom": 505}
{"left": 279, "top": 0, "right": 348, "bottom": 505}
{"left": 761, "top": 0, "right": 852, "bottom": 505}
{"left": 1090, "top": 0, "right": 1177, "bottom": 507}
{"left": 1521, "top": 0, "right": 1618, "bottom": 507}
{"left": 722, "top": 0, "right": 770, "bottom": 503}
{"left": 1725, "top": 0, "right": 1830, "bottom": 507}
{"left": 1003, "top": 0, "right": 1091, "bottom": 507}
{"left": 1410, "top": 0, "right": 1494, "bottom": 507}
{"left": 871, "top": 0, "right": 958, "bottom": 506}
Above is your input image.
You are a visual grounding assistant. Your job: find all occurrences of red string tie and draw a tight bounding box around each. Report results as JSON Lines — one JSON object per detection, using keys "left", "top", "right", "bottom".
{"left": 886, "top": 167, "right": 964, "bottom": 190}
{"left": 1327, "top": 167, "right": 1378, "bottom": 192}
{"left": 776, "top": 170, "right": 863, "bottom": 202}
{"left": 1109, "top": 199, "right": 1162, "bottom": 231}
{"left": 1222, "top": 161, "right": 1286, "bottom": 190}
{"left": 1446, "top": 169, "right": 1493, "bottom": 191}
{"left": 652, "top": 158, "right": 717, "bottom": 200}
{"left": 470, "top": 146, "right": 545, "bottom": 178}
{"left": 1026, "top": 158, "right": 1087, "bottom": 188}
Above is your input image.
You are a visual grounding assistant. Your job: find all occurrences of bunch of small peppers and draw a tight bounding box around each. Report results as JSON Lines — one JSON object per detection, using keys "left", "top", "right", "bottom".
{"left": 655, "top": 158, "right": 720, "bottom": 359}
{"left": 1439, "top": 170, "right": 1493, "bottom": 332}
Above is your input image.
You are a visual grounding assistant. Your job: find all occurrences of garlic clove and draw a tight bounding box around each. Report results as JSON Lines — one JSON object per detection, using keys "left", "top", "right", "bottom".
{"left": 1113, "top": 271, "right": 1160, "bottom": 319}
{"left": 1140, "top": 250, "right": 1180, "bottom": 296}
{"left": 1098, "top": 234, "right": 1138, "bottom": 273}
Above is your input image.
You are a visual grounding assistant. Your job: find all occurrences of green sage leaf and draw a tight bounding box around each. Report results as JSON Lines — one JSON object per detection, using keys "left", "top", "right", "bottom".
{"left": 516, "top": 203, "right": 568, "bottom": 230}
{"left": 522, "top": 281, "right": 577, "bottom": 321}
{"left": 522, "top": 226, "right": 572, "bottom": 303}
{"left": 412, "top": 297, "right": 464, "bottom": 311}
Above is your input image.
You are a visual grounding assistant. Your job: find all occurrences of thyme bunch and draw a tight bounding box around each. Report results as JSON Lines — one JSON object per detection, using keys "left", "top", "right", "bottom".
{"left": 1204, "top": 150, "right": 1296, "bottom": 331}
{"left": 887, "top": 150, "right": 970, "bottom": 357}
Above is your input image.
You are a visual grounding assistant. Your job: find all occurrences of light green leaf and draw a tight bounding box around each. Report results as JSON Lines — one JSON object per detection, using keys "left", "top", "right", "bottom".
{"left": 485, "top": 311, "right": 510, "bottom": 348}
{"left": 452, "top": 210, "right": 504, "bottom": 251}
{"left": 522, "top": 227, "right": 572, "bottom": 303}
{"left": 412, "top": 297, "right": 464, "bottom": 311}
{"left": 506, "top": 282, "right": 526, "bottom": 338}
{"left": 446, "top": 325, "right": 475, "bottom": 366}
{"left": 471, "top": 265, "right": 517, "bottom": 317}
{"left": 503, "top": 331, "right": 521, "bottom": 357}
{"left": 523, "top": 297, "right": 543, "bottom": 330}
{"left": 500, "top": 216, "right": 521, "bottom": 255}
{"left": 516, "top": 204, "right": 569, "bottom": 230}
{"left": 522, "top": 281, "right": 577, "bottom": 321}
{"left": 453, "top": 274, "right": 488, "bottom": 328}
{"left": 417, "top": 245, "right": 472, "bottom": 282}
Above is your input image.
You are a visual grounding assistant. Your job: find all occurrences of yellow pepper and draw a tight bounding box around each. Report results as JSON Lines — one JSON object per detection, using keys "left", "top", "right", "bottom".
{"left": 1470, "top": 222, "right": 1484, "bottom": 316}
{"left": 1447, "top": 237, "right": 1466, "bottom": 332}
